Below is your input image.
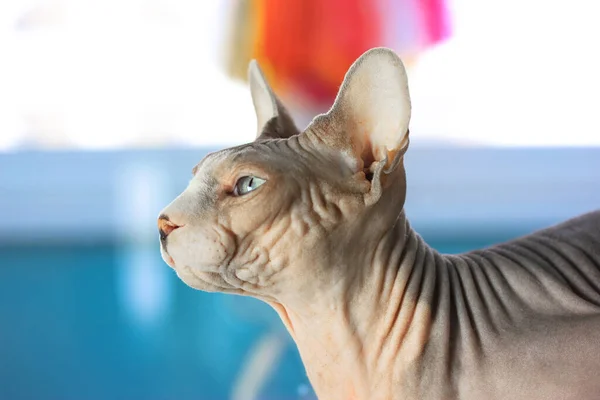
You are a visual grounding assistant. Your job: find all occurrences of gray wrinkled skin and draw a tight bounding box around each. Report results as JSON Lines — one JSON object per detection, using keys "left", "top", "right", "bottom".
{"left": 158, "top": 48, "right": 600, "bottom": 399}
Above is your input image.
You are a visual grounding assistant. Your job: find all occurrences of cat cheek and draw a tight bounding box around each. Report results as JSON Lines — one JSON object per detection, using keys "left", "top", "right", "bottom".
{"left": 166, "top": 228, "right": 230, "bottom": 273}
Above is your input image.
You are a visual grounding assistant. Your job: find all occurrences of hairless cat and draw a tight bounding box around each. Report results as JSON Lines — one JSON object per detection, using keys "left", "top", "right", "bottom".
{"left": 158, "top": 48, "right": 600, "bottom": 400}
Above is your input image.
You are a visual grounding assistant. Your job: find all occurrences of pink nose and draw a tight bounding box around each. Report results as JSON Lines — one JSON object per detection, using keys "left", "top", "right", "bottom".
{"left": 158, "top": 215, "right": 180, "bottom": 241}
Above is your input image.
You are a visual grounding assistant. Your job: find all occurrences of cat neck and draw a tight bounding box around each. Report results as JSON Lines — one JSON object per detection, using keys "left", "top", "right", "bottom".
{"left": 268, "top": 211, "right": 444, "bottom": 399}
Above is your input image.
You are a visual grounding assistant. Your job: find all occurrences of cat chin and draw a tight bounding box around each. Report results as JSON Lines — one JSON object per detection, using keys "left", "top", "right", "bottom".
{"left": 174, "top": 265, "right": 247, "bottom": 295}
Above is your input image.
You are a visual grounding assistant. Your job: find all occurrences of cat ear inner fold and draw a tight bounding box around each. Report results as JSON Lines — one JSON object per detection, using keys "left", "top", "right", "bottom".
{"left": 313, "top": 47, "right": 412, "bottom": 175}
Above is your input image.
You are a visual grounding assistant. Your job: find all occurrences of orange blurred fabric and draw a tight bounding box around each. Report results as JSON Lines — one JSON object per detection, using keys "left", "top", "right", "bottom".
{"left": 253, "top": 0, "right": 381, "bottom": 104}
{"left": 226, "top": 0, "right": 451, "bottom": 106}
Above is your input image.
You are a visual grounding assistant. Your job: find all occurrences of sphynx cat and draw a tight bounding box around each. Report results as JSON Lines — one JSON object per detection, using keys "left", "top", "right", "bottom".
{"left": 157, "top": 48, "right": 600, "bottom": 400}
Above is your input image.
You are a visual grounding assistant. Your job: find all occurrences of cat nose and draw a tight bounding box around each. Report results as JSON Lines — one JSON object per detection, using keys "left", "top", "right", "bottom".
{"left": 158, "top": 215, "right": 181, "bottom": 241}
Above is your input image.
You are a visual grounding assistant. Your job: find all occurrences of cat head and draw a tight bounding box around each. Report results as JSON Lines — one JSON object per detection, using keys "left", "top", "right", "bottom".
{"left": 157, "top": 48, "right": 411, "bottom": 302}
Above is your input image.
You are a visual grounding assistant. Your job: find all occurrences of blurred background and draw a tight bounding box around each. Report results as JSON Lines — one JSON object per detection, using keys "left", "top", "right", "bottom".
{"left": 1, "top": 0, "right": 599, "bottom": 399}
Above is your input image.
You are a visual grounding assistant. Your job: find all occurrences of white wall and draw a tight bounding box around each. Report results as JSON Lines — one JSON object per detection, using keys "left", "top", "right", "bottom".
{"left": 0, "top": 0, "right": 599, "bottom": 150}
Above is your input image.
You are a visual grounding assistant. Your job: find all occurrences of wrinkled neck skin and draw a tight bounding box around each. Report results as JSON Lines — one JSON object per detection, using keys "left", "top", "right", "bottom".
{"left": 269, "top": 211, "right": 444, "bottom": 400}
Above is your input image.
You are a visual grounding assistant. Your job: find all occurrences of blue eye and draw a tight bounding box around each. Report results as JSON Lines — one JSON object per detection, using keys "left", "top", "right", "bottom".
{"left": 233, "top": 176, "right": 266, "bottom": 196}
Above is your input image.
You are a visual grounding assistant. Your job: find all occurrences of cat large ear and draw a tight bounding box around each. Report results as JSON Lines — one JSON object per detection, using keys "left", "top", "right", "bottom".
{"left": 248, "top": 60, "right": 299, "bottom": 141}
{"left": 310, "top": 48, "right": 411, "bottom": 177}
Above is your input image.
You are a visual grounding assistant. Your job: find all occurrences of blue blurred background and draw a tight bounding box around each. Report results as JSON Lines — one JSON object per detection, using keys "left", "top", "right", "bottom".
{"left": 1, "top": 1, "right": 600, "bottom": 399}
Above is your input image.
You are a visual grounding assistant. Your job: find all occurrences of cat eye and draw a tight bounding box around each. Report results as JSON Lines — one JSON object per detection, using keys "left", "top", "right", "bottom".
{"left": 232, "top": 176, "right": 266, "bottom": 196}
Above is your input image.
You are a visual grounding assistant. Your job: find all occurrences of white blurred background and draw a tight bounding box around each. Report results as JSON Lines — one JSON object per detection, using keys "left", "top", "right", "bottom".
{"left": 1, "top": 0, "right": 599, "bottom": 151}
